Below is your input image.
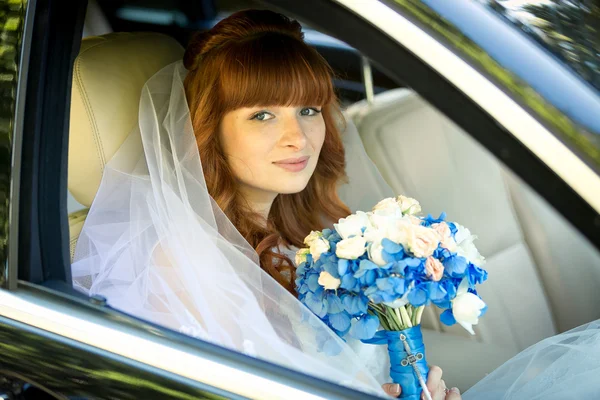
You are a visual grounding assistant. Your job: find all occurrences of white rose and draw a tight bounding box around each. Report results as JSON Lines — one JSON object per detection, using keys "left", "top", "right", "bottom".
{"left": 334, "top": 211, "right": 372, "bottom": 240}
{"left": 397, "top": 195, "right": 421, "bottom": 215}
{"left": 295, "top": 248, "right": 310, "bottom": 265}
{"left": 406, "top": 225, "right": 440, "bottom": 258}
{"left": 387, "top": 219, "right": 412, "bottom": 247}
{"left": 336, "top": 236, "right": 367, "bottom": 260}
{"left": 318, "top": 271, "right": 341, "bottom": 290}
{"left": 454, "top": 224, "right": 485, "bottom": 266}
{"left": 407, "top": 215, "right": 423, "bottom": 225}
{"left": 304, "top": 230, "right": 323, "bottom": 247}
{"left": 367, "top": 238, "right": 387, "bottom": 266}
{"left": 310, "top": 237, "right": 330, "bottom": 261}
{"left": 452, "top": 279, "right": 487, "bottom": 335}
{"left": 372, "top": 197, "right": 402, "bottom": 214}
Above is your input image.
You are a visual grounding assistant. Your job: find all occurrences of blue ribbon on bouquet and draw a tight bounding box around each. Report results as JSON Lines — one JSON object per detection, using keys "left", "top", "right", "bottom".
{"left": 362, "top": 327, "right": 430, "bottom": 400}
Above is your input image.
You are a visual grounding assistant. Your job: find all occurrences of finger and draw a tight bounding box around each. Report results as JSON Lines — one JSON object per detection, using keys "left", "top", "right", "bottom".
{"left": 445, "top": 387, "right": 461, "bottom": 400}
{"left": 382, "top": 383, "right": 402, "bottom": 397}
{"left": 426, "top": 365, "right": 443, "bottom": 393}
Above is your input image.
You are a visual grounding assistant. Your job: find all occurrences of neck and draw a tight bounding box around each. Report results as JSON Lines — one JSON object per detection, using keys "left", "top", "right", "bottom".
{"left": 238, "top": 185, "right": 278, "bottom": 228}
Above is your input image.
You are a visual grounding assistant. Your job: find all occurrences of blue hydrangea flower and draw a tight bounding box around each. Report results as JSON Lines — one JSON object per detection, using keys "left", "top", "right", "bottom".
{"left": 349, "top": 314, "right": 380, "bottom": 340}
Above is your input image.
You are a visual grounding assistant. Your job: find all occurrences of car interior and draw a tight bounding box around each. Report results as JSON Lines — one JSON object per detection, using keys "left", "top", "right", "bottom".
{"left": 60, "top": 0, "right": 600, "bottom": 392}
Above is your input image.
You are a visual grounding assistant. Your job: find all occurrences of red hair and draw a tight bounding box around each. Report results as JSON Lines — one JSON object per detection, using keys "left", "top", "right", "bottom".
{"left": 183, "top": 10, "right": 350, "bottom": 293}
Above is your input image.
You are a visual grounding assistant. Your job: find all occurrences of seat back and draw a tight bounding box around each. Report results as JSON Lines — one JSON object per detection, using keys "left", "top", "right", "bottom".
{"left": 68, "top": 32, "right": 184, "bottom": 258}
{"left": 346, "top": 89, "right": 557, "bottom": 353}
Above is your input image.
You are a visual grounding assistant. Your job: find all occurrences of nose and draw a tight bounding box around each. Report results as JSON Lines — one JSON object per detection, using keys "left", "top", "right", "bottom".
{"left": 280, "top": 115, "right": 308, "bottom": 150}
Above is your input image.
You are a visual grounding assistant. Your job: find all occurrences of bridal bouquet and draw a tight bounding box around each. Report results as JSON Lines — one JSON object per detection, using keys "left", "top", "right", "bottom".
{"left": 295, "top": 196, "right": 488, "bottom": 400}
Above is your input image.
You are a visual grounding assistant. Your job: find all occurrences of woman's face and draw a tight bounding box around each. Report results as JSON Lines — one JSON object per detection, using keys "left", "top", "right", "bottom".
{"left": 220, "top": 105, "right": 326, "bottom": 202}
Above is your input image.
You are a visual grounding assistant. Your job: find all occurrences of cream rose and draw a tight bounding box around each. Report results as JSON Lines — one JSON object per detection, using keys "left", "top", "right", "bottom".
{"left": 397, "top": 195, "right": 421, "bottom": 215}
{"left": 336, "top": 236, "right": 367, "bottom": 260}
{"left": 318, "top": 271, "right": 341, "bottom": 290}
{"left": 295, "top": 248, "right": 310, "bottom": 265}
{"left": 310, "top": 237, "right": 330, "bottom": 261}
{"left": 334, "top": 211, "right": 372, "bottom": 240}
{"left": 425, "top": 256, "right": 444, "bottom": 281}
{"left": 304, "top": 230, "right": 323, "bottom": 247}
{"left": 367, "top": 238, "right": 387, "bottom": 266}
{"left": 406, "top": 215, "right": 423, "bottom": 225}
{"left": 373, "top": 197, "right": 402, "bottom": 214}
{"left": 431, "top": 222, "right": 457, "bottom": 252}
{"left": 407, "top": 225, "right": 440, "bottom": 258}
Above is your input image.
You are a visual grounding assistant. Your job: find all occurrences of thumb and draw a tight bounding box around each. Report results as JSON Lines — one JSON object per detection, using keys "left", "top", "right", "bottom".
{"left": 382, "top": 383, "right": 402, "bottom": 397}
{"left": 445, "top": 387, "right": 461, "bottom": 400}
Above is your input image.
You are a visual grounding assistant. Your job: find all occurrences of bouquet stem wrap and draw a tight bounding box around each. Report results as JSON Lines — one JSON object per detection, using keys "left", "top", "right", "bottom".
{"left": 362, "top": 326, "right": 429, "bottom": 400}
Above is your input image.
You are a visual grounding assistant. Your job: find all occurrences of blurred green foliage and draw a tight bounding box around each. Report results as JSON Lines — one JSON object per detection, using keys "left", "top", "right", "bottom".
{"left": 0, "top": 0, "right": 25, "bottom": 288}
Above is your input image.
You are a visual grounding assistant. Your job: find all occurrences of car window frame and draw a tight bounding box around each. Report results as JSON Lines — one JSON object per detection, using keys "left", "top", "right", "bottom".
{"left": 3, "top": 0, "right": 600, "bottom": 396}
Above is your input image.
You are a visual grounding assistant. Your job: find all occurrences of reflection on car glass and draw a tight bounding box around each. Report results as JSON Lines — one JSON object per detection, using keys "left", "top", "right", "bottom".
{"left": 481, "top": 0, "right": 600, "bottom": 92}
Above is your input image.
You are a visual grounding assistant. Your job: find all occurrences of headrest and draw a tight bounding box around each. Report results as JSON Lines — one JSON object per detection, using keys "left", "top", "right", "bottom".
{"left": 68, "top": 32, "right": 184, "bottom": 207}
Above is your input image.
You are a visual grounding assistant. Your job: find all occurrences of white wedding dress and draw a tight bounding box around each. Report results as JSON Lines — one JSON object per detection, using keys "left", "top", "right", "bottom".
{"left": 71, "top": 61, "right": 600, "bottom": 399}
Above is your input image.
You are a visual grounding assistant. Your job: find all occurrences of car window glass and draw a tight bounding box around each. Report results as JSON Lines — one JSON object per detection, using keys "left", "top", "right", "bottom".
{"left": 479, "top": 0, "right": 599, "bottom": 92}
{"left": 62, "top": 0, "right": 600, "bottom": 394}
{"left": 346, "top": 78, "right": 600, "bottom": 387}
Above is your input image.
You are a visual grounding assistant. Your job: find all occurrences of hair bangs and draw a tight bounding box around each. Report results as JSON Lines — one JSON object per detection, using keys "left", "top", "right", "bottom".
{"left": 217, "top": 33, "right": 335, "bottom": 110}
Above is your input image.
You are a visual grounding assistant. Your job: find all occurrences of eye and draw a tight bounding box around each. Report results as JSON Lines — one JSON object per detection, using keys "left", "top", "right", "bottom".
{"left": 250, "top": 111, "right": 275, "bottom": 121}
{"left": 300, "top": 107, "right": 322, "bottom": 117}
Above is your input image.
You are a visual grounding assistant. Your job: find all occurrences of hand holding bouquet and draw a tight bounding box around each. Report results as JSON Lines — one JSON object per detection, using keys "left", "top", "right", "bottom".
{"left": 295, "top": 196, "right": 488, "bottom": 400}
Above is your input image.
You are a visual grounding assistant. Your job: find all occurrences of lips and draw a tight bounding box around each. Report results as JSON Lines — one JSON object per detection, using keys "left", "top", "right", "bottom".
{"left": 273, "top": 156, "right": 310, "bottom": 172}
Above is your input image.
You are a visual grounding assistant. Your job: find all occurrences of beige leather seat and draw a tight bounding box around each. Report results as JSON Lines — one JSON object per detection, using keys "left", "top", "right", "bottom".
{"left": 346, "top": 88, "right": 600, "bottom": 389}
{"left": 68, "top": 32, "right": 184, "bottom": 259}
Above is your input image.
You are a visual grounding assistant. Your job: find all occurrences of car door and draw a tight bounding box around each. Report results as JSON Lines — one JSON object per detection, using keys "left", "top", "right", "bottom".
{"left": 0, "top": 1, "right": 386, "bottom": 399}
{"left": 2, "top": 0, "right": 599, "bottom": 398}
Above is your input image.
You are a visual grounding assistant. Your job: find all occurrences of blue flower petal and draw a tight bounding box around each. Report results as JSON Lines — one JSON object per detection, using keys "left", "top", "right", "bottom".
{"left": 408, "top": 283, "right": 430, "bottom": 307}
{"left": 429, "top": 282, "right": 448, "bottom": 301}
{"left": 307, "top": 273, "right": 321, "bottom": 292}
{"left": 479, "top": 304, "right": 488, "bottom": 317}
{"left": 440, "top": 309, "right": 456, "bottom": 326}
{"left": 359, "top": 259, "right": 379, "bottom": 271}
{"left": 323, "top": 261, "right": 339, "bottom": 279}
{"left": 326, "top": 293, "right": 345, "bottom": 314}
{"left": 349, "top": 315, "right": 380, "bottom": 340}
{"left": 444, "top": 256, "right": 468, "bottom": 277}
{"left": 382, "top": 238, "right": 403, "bottom": 254}
{"left": 342, "top": 294, "right": 368, "bottom": 315}
{"left": 467, "top": 264, "right": 488, "bottom": 285}
{"left": 305, "top": 292, "right": 327, "bottom": 318}
{"left": 363, "top": 270, "right": 377, "bottom": 286}
{"left": 328, "top": 312, "right": 351, "bottom": 332}
{"left": 432, "top": 299, "right": 451, "bottom": 309}
{"left": 338, "top": 259, "right": 350, "bottom": 276}
{"left": 340, "top": 274, "right": 359, "bottom": 292}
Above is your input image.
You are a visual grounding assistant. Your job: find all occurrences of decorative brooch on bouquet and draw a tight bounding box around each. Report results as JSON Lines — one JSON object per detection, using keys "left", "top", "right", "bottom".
{"left": 295, "top": 196, "right": 488, "bottom": 400}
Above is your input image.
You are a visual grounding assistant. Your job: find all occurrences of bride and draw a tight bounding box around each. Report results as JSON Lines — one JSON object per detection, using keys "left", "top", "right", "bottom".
{"left": 71, "top": 9, "right": 456, "bottom": 399}
{"left": 71, "top": 8, "right": 600, "bottom": 400}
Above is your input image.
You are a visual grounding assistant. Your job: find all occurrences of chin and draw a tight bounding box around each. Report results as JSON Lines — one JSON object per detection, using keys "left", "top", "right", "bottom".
{"left": 273, "top": 178, "right": 312, "bottom": 195}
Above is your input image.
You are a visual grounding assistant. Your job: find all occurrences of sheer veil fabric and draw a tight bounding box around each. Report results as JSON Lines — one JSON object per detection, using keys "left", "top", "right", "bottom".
{"left": 71, "top": 61, "right": 386, "bottom": 396}
{"left": 463, "top": 320, "right": 600, "bottom": 399}
{"left": 71, "top": 60, "right": 600, "bottom": 398}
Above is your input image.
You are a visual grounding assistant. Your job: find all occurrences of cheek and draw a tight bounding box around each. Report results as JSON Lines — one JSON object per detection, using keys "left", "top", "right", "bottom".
{"left": 307, "top": 119, "right": 326, "bottom": 154}
{"left": 221, "top": 124, "right": 275, "bottom": 181}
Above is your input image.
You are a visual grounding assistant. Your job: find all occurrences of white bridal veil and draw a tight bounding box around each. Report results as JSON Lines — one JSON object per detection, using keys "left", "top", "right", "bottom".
{"left": 71, "top": 60, "right": 600, "bottom": 399}
{"left": 70, "top": 61, "right": 387, "bottom": 396}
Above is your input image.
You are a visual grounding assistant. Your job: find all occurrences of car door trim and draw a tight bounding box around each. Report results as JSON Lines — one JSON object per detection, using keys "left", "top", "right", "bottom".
{"left": 0, "top": 286, "right": 379, "bottom": 399}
